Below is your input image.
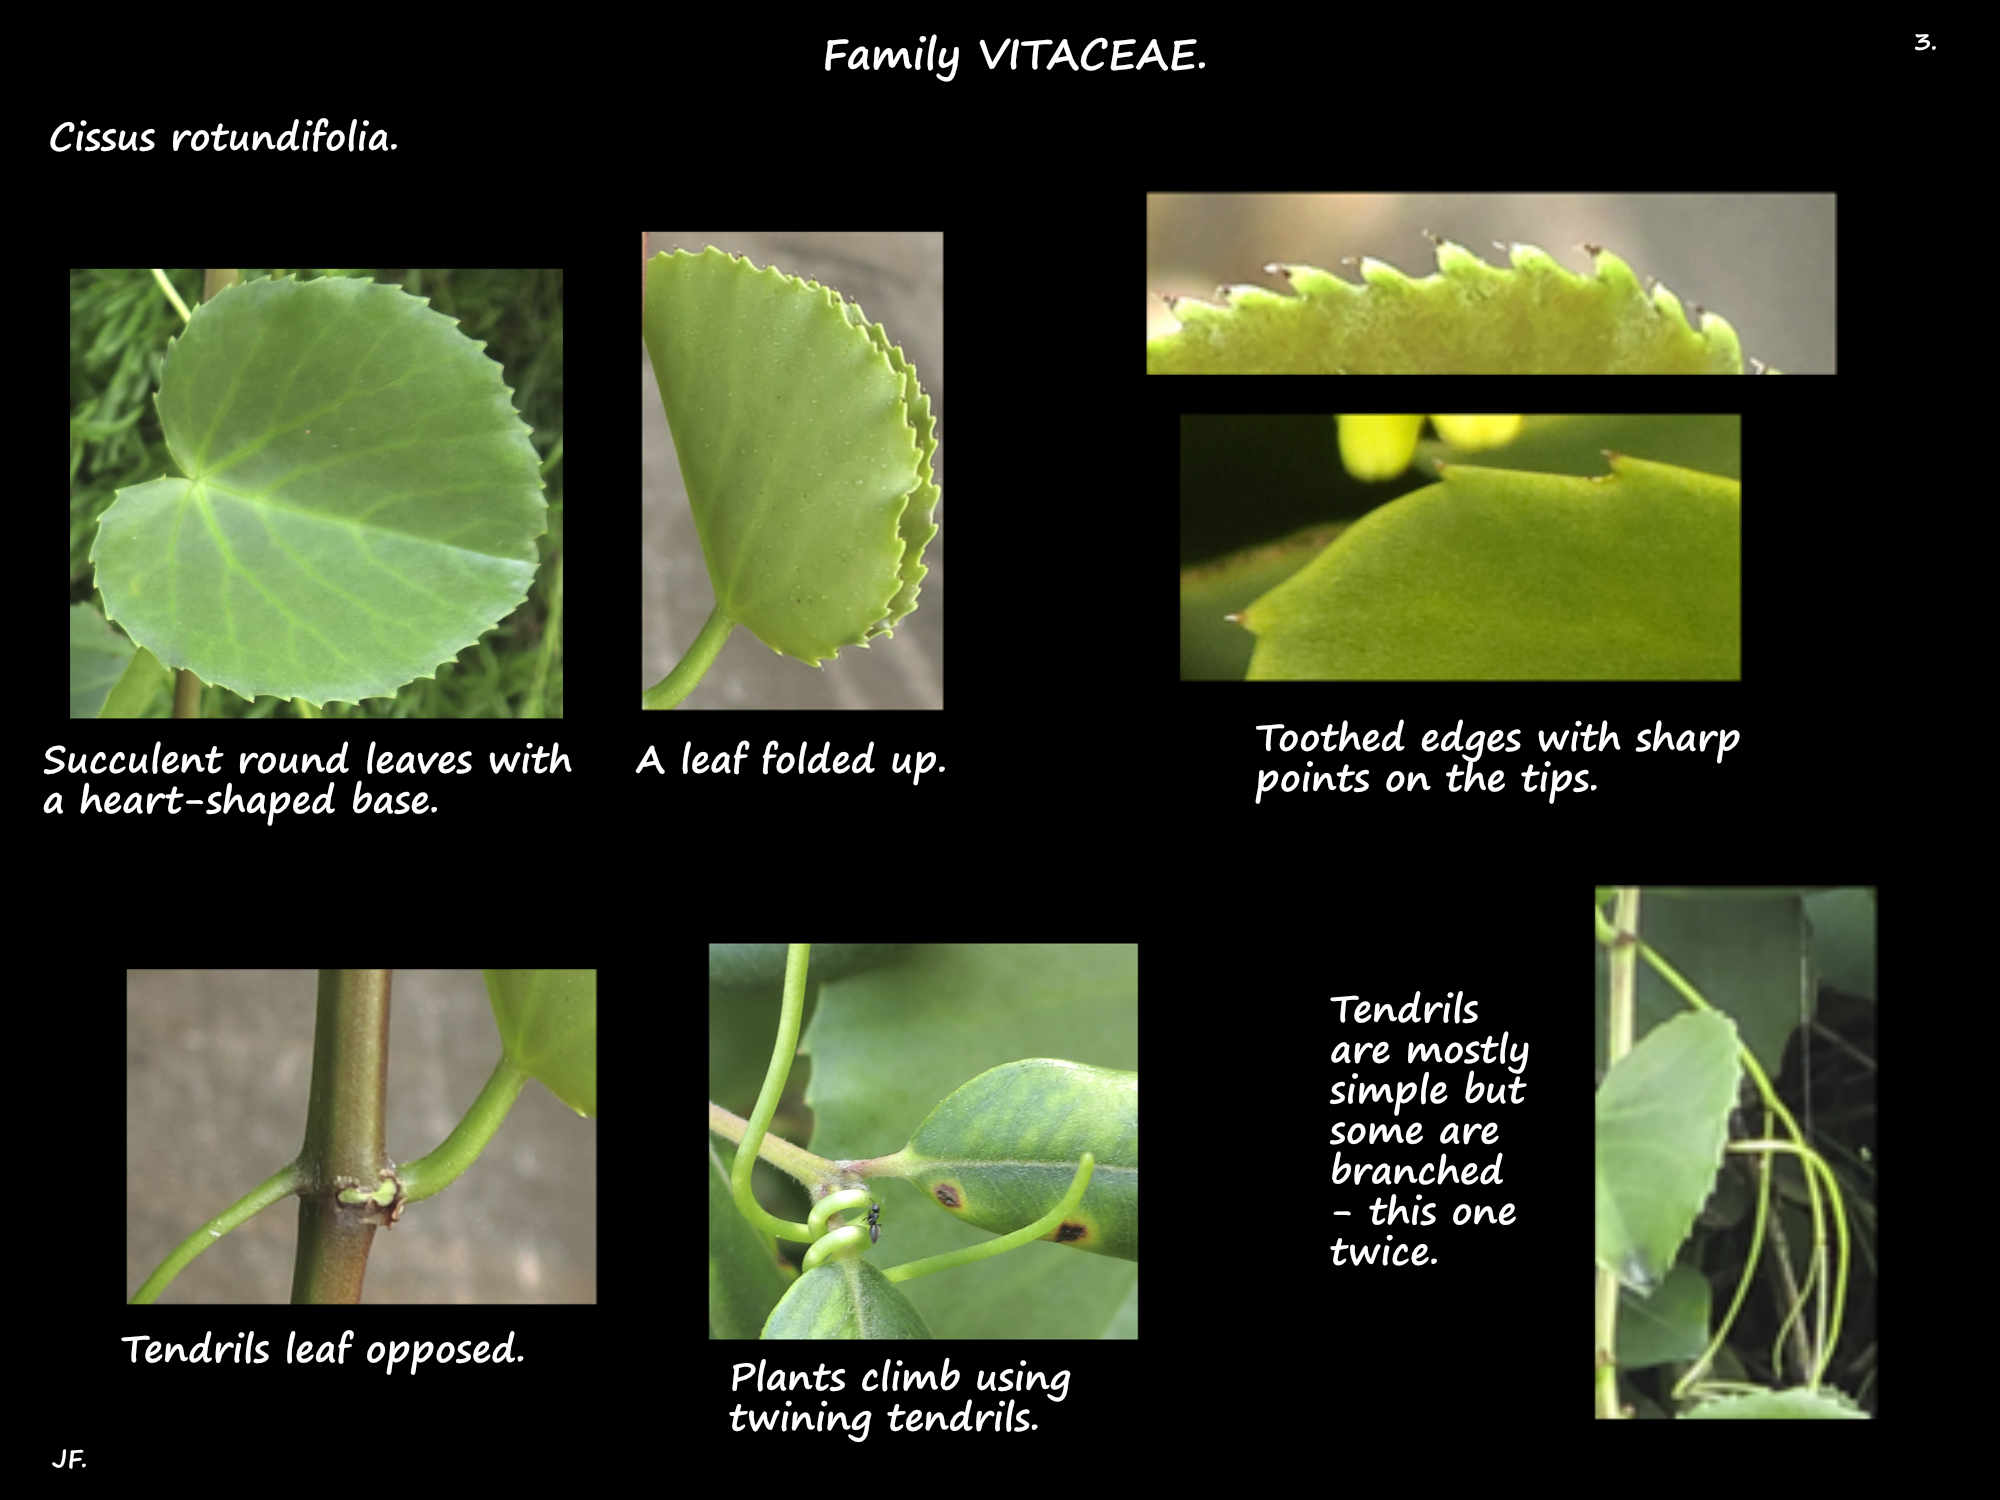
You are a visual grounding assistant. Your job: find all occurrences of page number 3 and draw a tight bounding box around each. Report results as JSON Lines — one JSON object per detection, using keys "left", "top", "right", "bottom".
{"left": 1913, "top": 34, "right": 1935, "bottom": 51}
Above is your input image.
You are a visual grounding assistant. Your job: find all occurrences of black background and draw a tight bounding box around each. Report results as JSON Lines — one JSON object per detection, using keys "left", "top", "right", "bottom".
{"left": 25, "top": 18, "right": 1941, "bottom": 1477}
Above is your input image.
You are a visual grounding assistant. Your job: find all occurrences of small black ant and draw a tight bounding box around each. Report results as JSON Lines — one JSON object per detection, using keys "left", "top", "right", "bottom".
{"left": 866, "top": 1201, "right": 881, "bottom": 1244}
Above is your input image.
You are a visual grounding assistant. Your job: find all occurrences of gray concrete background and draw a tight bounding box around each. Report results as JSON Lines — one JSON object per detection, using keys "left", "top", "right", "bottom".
{"left": 1147, "top": 193, "right": 1835, "bottom": 373}
{"left": 643, "top": 231, "right": 945, "bottom": 708}
{"left": 126, "top": 970, "right": 596, "bottom": 1303}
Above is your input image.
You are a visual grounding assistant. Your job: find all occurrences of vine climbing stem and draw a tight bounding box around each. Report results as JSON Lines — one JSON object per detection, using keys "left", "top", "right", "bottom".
{"left": 289, "top": 969, "right": 394, "bottom": 1303}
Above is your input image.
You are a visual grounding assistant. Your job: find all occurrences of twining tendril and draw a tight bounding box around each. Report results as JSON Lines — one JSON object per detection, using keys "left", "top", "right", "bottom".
{"left": 802, "top": 1186, "right": 876, "bottom": 1272}
{"left": 881, "top": 1154, "right": 1095, "bottom": 1284}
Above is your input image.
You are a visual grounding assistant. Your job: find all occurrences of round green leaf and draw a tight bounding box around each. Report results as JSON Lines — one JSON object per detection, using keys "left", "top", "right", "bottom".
{"left": 645, "top": 248, "right": 939, "bottom": 664}
{"left": 1243, "top": 455, "right": 1740, "bottom": 680}
{"left": 890, "top": 1059, "right": 1137, "bottom": 1260}
{"left": 762, "top": 1260, "right": 932, "bottom": 1339}
{"left": 1595, "top": 1010, "right": 1740, "bottom": 1294}
{"left": 91, "top": 276, "right": 547, "bottom": 706}
{"left": 485, "top": 969, "right": 596, "bottom": 1117}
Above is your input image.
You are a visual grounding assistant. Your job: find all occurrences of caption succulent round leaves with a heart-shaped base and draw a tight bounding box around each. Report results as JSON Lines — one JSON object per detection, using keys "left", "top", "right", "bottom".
{"left": 485, "top": 969, "right": 596, "bottom": 1117}
{"left": 762, "top": 1260, "right": 932, "bottom": 1340}
{"left": 645, "top": 248, "right": 939, "bottom": 664}
{"left": 91, "top": 275, "right": 547, "bottom": 706}
{"left": 881, "top": 1058, "right": 1137, "bottom": 1260}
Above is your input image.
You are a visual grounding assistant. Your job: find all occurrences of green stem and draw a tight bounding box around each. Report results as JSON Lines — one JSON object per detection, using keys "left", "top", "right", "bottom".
{"left": 706, "top": 1101, "right": 827, "bottom": 1184}
{"left": 150, "top": 268, "right": 192, "bottom": 325}
{"left": 523, "top": 550, "right": 562, "bottom": 719}
{"left": 396, "top": 1057, "right": 530, "bottom": 1204}
{"left": 130, "top": 1160, "right": 305, "bottom": 1304}
{"left": 289, "top": 969, "right": 394, "bottom": 1304}
{"left": 1595, "top": 887, "right": 1641, "bottom": 1418}
{"left": 172, "top": 669, "right": 203, "bottom": 718}
{"left": 643, "top": 604, "right": 733, "bottom": 709}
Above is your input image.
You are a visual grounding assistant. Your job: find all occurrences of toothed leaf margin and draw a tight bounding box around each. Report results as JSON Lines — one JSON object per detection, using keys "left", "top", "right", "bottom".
{"left": 1149, "top": 242, "right": 1748, "bottom": 374}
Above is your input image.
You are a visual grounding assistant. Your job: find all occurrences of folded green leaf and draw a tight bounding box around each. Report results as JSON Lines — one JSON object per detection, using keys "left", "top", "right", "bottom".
{"left": 1149, "top": 242, "right": 1748, "bottom": 374}
{"left": 645, "top": 248, "right": 939, "bottom": 665}
{"left": 91, "top": 276, "right": 547, "bottom": 705}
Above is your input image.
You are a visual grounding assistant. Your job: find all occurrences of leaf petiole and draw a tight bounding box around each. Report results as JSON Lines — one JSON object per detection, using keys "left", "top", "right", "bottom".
{"left": 643, "top": 604, "right": 734, "bottom": 710}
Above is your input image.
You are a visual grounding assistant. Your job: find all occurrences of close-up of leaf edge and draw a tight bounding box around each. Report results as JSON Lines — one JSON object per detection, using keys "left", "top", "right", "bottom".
{"left": 1241, "top": 455, "right": 1740, "bottom": 681}
{"left": 1148, "top": 241, "right": 1752, "bottom": 374}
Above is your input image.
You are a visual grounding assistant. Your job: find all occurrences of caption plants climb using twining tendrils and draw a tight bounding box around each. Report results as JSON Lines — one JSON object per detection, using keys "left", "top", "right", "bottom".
{"left": 1594, "top": 889, "right": 1876, "bottom": 1419}
{"left": 1149, "top": 239, "right": 1776, "bottom": 375}
{"left": 643, "top": 245, "right": 941, "bottom": 709}
{"left": 708, "top": 944, "right": 1136, "bottom": 1339}
{"left": 75, "top": 269, "right": 559, "bottom": 718}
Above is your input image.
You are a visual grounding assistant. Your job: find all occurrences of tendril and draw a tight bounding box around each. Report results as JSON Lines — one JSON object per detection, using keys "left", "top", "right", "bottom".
{"left": 801, "top": 1186, "right": 875, "bottom": 1272}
